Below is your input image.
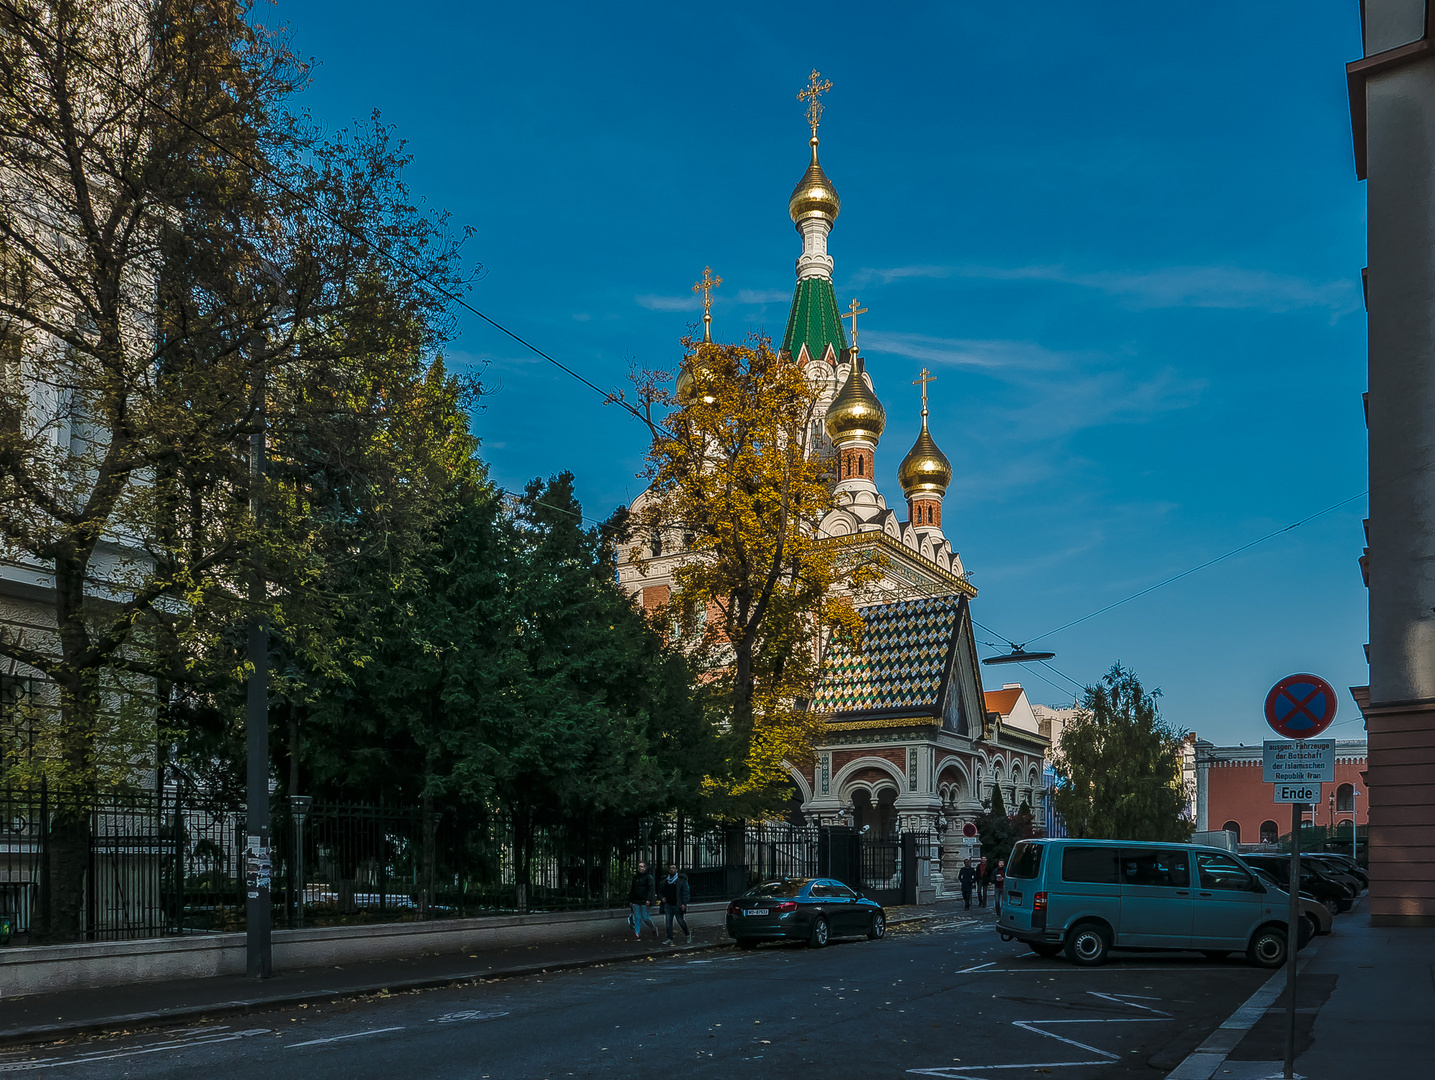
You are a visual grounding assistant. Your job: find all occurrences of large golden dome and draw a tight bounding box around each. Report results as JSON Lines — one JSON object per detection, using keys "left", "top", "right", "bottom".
{"left": 788, "top": 137, "right": 840, "bottom": 226}
{"left": 825, "top": 355, "right": 885, "bottom": 443}
{"left": 898, "top": 418, "right": 953, "bottom": 497}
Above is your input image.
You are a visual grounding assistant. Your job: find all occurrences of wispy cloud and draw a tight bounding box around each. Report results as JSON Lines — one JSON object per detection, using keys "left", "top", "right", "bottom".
{"left": 635, "top": 293, "right": 699, "bottom": 312}
{"left": 862, "top": 331, "right": 1069, "bottom": 370}
{"left": 736, "top": 287, "right": 792, "bottom": 305}
{"left": 849, "top": 262, "right": 1361, "bottom": 316}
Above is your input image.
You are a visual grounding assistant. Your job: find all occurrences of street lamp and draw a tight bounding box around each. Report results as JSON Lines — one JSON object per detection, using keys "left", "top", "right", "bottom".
{"left": 982, "top": 645, "right": 1056, "bottom": 666}
{"left": 1351, "top": 789, "right": 1360, "bottom": 863}
{"left": 289, "top": 796, "right": 313, "bottom": 929}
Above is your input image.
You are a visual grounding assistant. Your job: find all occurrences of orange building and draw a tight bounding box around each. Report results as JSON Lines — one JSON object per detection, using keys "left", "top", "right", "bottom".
{"left": 1193, "top": 740, "right": 1368, "bottom": 847}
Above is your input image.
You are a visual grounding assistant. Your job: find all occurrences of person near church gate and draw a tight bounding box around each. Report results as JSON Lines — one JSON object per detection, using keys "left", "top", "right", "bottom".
{"left": 976, "top": 855, "right": 990, "bottom": 907}
{"left": 659, "top": 862, "right": 691, "bottom": 945}
{"left": 993, "top": 858, "right": 1007, "bottom": 915}
{"left": 629, "top": 860, "right": 659, "bottom": 941}
{"left": 958, "top": 858, "right": 977, "bottom": 910}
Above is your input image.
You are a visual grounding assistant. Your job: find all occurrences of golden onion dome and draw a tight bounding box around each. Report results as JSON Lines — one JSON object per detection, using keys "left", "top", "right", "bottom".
{"left": 824, "top": 355, "right": 886, "bottom": 444}
{"left": 788, "top": 137, "right": 841, "bottom": 226}
{"left": 898, "top": 417, "right": 953, "bottom": 497}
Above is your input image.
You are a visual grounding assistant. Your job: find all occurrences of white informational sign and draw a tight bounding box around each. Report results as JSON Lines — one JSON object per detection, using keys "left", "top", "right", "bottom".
{"left": 1274, "top": 782, "right": 1322, "bottom": 804}
{"left": 1262, "top": 739, "right": 1335, "bottom": 783}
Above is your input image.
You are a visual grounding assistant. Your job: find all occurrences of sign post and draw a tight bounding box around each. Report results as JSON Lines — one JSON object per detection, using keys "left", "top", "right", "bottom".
{"left": 1262, "top": 673, "right": 1337, "bottom": 1080}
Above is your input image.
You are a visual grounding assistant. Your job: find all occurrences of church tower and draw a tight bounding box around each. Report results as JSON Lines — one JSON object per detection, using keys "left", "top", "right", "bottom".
{"left": 898, "top": 368, "right": 954, "bottom": 534}
{"left": 781, "top": 72, "right": 848, "bottom": 369}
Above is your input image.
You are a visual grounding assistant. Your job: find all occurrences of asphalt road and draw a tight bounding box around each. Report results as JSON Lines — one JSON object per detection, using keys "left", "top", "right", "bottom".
{"left": 0, "top": 909, "right": 1273, "bottom": 1079}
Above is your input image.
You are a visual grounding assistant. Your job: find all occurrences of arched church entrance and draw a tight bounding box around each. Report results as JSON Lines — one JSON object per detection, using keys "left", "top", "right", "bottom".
{"left": 852, "top": 786, "right": 898, "bottom": 839}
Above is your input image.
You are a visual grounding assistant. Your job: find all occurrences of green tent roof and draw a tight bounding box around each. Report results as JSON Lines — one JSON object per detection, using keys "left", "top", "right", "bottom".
{"left": 781, "top": 276, "right": 848, "bottom": 363}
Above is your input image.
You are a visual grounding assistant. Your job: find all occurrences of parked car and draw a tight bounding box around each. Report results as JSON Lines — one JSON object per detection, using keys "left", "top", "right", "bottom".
{"left": 725, "top": 877, "right": 886, "bottom": 949}
{"left": 997, "top": 838, "right": 1308, "bottom": 969}
{"left": 1241, "top": 854, "right": 1354, "bottom": 914}
{"left": 1308, "top": 853, "right": 1368, "bottom": 890}
{"left": 1248, "top": 866, "right": 1332, "bottom": 936}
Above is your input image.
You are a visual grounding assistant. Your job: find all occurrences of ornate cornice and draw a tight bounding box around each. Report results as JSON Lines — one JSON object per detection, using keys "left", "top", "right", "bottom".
{"left": 817, "top": 530, "right": 976, "bottom": 598}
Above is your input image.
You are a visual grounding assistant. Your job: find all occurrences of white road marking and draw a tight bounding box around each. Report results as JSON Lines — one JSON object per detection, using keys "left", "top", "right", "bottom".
{"left": 910, "top": 1063, "right": 1113, "bottom": 1076}
{"left": 429, "top": 1010, "right": 509, "bottom": 1023}
{"left": 956, "top": 961, "right": 996, "bottom": 973}
{"left": 285, "top": 1026, "right": 406, "bottom": 1049}
{"left": 0, "top": 1029, "right": 270, "bottom": 1071}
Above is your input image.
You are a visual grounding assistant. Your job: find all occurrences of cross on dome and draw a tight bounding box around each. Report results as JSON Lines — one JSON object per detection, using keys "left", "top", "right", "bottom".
{"left": 798, "top": 70, "right": 833, "bottom": 137}
{"left": 692, "top": 266, "right": 722, "bottom": 343}
{"left": 913, "top": 367, "right": 937, "bottom": 418}
{"left": 844, "top": 299, "right": 868, "bottom": 350}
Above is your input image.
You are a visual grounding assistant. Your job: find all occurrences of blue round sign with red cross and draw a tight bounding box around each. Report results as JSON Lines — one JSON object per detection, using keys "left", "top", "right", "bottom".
{"left": 1264, "top": 673, "right": 1338, "bottom": 739}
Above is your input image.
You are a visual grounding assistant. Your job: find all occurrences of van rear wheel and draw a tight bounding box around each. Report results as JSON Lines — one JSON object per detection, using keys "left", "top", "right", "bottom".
{"left": 1065, "top": 922, "right": 1112, "bottom": 966}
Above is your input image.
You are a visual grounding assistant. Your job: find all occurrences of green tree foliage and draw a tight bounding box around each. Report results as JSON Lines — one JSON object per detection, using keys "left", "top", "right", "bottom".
{"left": 622, "top": 333, "right": 877, "bottom": 819}
{"left": 1051, "top": 663, "right": 1193, "bottom": 842}
{"left": 973, "top": 783, "right": 1035, "bottom": 864}
{"left": 291, "top": 474, "right": 717, "bottom": 885}
{"left": 0, "top": 1, "right": 472, "bottom": 937}
{"left": 990, "top": 782, "right": 1007, "bottom": 819}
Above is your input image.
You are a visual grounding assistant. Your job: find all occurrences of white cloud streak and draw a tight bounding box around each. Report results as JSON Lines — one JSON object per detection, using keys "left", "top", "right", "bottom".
{"left": 635, "top": 293, "right": 700, "bottom": 312}
{"left": 848, "top": 262, "right": 1361, "bottom": 316}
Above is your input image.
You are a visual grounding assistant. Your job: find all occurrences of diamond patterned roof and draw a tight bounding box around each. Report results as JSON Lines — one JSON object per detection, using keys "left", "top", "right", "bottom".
{"left": 812, "top": 595, "right": 962, "bottom": 717}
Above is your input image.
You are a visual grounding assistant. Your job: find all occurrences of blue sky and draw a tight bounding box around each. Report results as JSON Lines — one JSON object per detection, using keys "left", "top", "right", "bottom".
{"left": 279, "top": 2, "right": 1368, "bottom": 745}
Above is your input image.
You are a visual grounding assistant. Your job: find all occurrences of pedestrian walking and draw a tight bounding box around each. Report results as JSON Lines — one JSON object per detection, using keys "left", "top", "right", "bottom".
{"left": 659, "top": 862, "right": 691, "bottom": 945}
{"left": 993, "top": 858, "right": 1007, "bottom": 916}
{"left": 957, "top": 858, "right": 977, "bottom": 910}
{"left": 977, "top": 855, "right": 989, "bottom": 907}
{"left": 628, "top": 860, "right": 659, "bottom": 941}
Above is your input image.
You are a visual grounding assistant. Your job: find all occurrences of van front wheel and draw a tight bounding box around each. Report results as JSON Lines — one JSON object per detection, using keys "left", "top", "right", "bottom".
{"left": 1065, "top": 922, "right": 1112, "bottom": 966}
{"left": 1247, "top": 926, "right": 1287, "bottom": 969}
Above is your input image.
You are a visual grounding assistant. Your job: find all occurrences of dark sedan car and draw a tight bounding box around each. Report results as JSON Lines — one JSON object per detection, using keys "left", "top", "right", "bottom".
{"left": 725, "top": 877, "right": 885, "bottom": 948}
{"left": 1243, "top": 855, "right": 1353, "bottom": 914}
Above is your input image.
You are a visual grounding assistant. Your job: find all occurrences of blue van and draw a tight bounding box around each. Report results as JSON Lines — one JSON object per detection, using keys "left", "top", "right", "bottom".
{"left": 997, "top": 838, "right": 1301, "bottom": 967}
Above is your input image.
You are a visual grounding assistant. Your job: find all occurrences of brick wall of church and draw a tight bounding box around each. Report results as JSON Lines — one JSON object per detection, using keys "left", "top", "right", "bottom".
{"left": 833, "top": 746, "right": 906, "bottom": 775}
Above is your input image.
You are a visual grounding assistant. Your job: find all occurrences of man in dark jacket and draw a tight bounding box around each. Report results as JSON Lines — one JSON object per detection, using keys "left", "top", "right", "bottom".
{"left": 993, "top": 858, "right": 1007, "bottom": 915}
{"left": 957, "top": 859, "right": 978, "bottom": 909}
{"left": 659, "top": 862, "right": 692, "bottom": 945}
{"left": 629, "top": 861, "right": 658, "bottom": 941}
{"left": 977, "top": 855, "right": 990, "bottom": 907}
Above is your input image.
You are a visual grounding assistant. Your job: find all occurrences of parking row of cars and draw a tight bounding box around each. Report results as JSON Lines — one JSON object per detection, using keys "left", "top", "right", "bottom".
{"left": 997, "top": 839, "right": 1367, "bottom": 968}
{"left": 720, "top": 844, "right": 1367, "bottom": 966}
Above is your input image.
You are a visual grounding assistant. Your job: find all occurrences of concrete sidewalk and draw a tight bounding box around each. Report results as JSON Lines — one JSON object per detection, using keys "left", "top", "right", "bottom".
{"left": 1167, "top": 900, "right": 1435, "bottom": 1078}
{"left": 0, "top": 903, "right": 955, "bottom": 1048}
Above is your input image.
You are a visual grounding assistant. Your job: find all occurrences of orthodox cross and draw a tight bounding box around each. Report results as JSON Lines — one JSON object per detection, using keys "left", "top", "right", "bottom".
{"left": 913, "top": 367, "right": 937, "bottom": 417}
{"left": 843, "top": 298, "right": 867, "bottom": 350}
{"left": 692, "top": 266, "right": 722, "bottom": 341}
{"left": 798, "top": 70, "right": 833, "bottom": 137}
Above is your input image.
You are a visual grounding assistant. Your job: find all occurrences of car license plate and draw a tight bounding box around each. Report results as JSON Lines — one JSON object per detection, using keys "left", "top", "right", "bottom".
{"left": 743, "top": 908, "right": 766, "bottom": 917}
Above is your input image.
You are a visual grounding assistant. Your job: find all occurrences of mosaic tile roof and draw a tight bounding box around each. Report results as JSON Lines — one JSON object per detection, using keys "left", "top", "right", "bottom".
{"left": 812, "top": 595, "right": 963, "bottom": 717}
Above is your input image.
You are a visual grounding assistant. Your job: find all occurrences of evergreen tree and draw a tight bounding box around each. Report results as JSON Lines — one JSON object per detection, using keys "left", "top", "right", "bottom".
{"left": 1050, "top": 663, "right": 1193, "bottom": 842}
{"left": 990, "top": 783, "right": 1007, "bottom": 818}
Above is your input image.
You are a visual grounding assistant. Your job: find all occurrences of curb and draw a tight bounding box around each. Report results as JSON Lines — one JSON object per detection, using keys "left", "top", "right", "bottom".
{"left": 0, "top": 909, "right": 935, "bottom": 1048}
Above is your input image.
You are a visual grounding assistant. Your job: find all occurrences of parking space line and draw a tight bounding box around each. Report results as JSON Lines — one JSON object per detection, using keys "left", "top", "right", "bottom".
{"left": 956, "top": 961, "right": 997, "bottom": 973}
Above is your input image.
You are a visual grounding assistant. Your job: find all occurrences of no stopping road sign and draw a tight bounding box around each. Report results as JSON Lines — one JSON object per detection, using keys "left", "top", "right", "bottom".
{"left": 1264, "top": 673, "right": 1338, "bottom": 740}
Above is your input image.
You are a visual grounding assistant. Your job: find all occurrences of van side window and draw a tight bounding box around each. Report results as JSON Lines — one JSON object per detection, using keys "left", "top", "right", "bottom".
{"left": 1062, "top": 847, "right": 1119, "bottom": 884}
{"left": 1195, "top": 852, "right": 1254, "bottom": 891}
{"left": 1121, "top": 850, "right": 1191, "bottom": 888}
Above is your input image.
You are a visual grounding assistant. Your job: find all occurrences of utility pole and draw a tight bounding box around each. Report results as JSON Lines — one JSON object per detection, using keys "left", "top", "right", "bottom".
{"left": 245, "top": 344, "right": 271, "bottom": 979}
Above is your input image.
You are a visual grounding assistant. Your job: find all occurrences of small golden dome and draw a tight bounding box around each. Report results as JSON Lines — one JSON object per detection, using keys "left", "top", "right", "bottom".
{"left": 788, "top": 137, "right": 840, "bottom": 226}
{"left": 825, "top": 355, "right": 885, "bottom": 444}
{"left": 898, "top": 418, "right": 953, "bottom": 498}
{"left": 675, "top": 347, "right": 717, "bottom": 405}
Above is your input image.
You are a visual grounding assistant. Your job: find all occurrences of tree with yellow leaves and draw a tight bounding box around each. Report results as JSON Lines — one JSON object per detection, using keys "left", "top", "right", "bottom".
{"left": 624, "top": 332, "right": 878, "bottom": 818}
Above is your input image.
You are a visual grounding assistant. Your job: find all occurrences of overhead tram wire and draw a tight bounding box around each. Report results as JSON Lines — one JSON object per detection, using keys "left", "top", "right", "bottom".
{"left": 0, "top": 1, "right": 661, "bottom": 436}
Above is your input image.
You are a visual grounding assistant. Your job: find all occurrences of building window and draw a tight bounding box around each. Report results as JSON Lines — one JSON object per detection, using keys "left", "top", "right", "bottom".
{"left": 1336, "top": 783, "right": 1354, "bottom": 812}
{"left": 857, "top": 454, "right": 864, "bottom": 477}
{"left": 1222, "top": 821, "right": 1240, "bottom": 842}
{"left": 1260, "top": 820, "right": 1279, "bottom": 844}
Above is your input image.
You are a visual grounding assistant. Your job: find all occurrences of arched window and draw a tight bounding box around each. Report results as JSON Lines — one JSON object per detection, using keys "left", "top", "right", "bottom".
{"left": 1222, "top": 821, "right": 1241, "bottom": 842}
{"left": 857, "top": 455, "right": 864, "bottom": 476}
{"left": 1336, "top": 783, "right": 1354, "bottom": 812}
{"left": 1260, "top": 820, "right": 1279, "bottom": 844}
